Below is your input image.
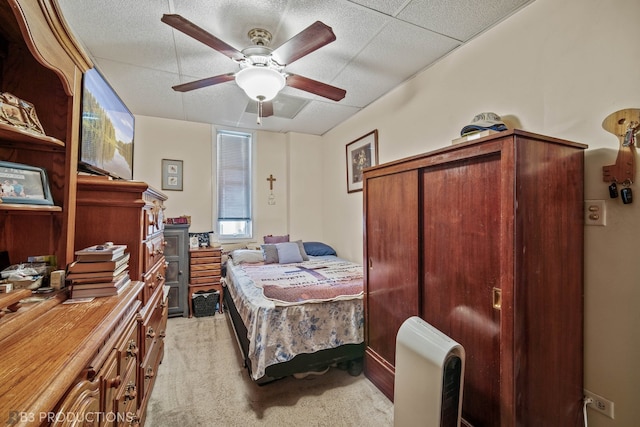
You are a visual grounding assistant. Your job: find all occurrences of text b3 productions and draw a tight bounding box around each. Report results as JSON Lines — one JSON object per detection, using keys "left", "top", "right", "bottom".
{"left": 6, "top": 411, "right": 137, "bottom": 424}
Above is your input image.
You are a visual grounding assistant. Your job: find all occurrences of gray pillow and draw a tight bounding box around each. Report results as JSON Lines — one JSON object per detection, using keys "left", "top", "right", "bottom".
{"left": 231, "top": 249, "right": 264, "bottom": 264}
{"left": 276, "top": 242, "right": 303, "bottom": 264}
{"left": 261, "top": 244, "right": 279, "bottom": 264}
{"left": 294, "top": 240, "right": 309, "bottom": 261}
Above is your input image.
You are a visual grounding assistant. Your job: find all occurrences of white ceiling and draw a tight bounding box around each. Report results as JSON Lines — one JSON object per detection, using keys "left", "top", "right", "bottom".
{"left": 56, "top": 0, "right": 534, "bottom": 136}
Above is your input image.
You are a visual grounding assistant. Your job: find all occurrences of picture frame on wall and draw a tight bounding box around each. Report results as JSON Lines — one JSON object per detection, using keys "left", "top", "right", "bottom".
{"left": 162, "top": 159, "right": 183, "bottom": 191}
{"left": 0, "top": 160, "right": 54, "bottom": 205}
{"left": 346, "top": 129, "right": 378, "bottom": 193}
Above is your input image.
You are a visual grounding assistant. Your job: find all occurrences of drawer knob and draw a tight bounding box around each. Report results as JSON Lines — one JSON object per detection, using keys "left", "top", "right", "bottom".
{"left": 127, "top": 340, "right": 138, "bottom": 357}
{"left": 145, "top": 366, "right": 155, "bottom": 379}
{"left": 146, "top": 327, "right": 156, "bottom": 339}
{"left": 107, "top": 375, "right": 121, "bottom": 389}
{"left": 125, "top": 382, "right": 137, "bottom": 401}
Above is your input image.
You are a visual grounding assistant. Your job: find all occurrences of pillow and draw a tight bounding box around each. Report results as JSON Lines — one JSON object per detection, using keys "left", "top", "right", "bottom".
{"left": 264, "top": 234, "right": 289, "bottom": 244}
{"left": 294, "top": 240, "right": 309, "bottom": 261}
{"left": 276, "top": 242, "right": 303, "bottom": 264}
{"left": 303, "top": 241, "right": 337, "bottom": 256}
{"left": 230, "top": 249, "right": 264, "bottom": 264}
{"left": 262, "top": 241, "right": 308, "bottom": 263}
{"left": 261, "top": 244, "right": 279, "bottom": 264}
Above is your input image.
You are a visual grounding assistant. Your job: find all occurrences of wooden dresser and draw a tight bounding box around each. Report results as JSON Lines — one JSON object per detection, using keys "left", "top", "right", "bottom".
{"left": 0, "top": 282, "right": 144, "bottom": 427}
{"left": 188, "top": 247, "right": 223, "bottom": 317}
{"left": 363, "top": 130, "right": 587, "bottom": 426}
{"left": 75, "top": 176, "right": 168, "bottom": 425}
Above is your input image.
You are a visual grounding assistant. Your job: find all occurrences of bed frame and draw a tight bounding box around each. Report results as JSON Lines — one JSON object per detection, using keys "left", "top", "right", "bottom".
{"left": 223, "top": 288, "right": 364, "bottom": 384}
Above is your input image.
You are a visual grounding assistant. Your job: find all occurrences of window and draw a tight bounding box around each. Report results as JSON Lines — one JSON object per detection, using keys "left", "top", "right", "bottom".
{"left": 216, "top": 130, "right": 253, "bottom": 239}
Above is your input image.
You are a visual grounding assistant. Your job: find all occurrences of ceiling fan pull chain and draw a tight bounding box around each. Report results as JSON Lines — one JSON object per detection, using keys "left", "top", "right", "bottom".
{"left": 257, "top": 100, "right": 262, "bottom": 125}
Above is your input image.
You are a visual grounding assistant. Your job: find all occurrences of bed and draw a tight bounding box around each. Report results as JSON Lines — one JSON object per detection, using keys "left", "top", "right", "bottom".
{"left": 222, "top": 241, "right": 365, "bottom": 384}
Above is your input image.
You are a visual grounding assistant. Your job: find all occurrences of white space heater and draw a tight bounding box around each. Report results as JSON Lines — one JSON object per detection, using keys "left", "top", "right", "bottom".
{"left": 394, "top": 316, "right": 465, "bottom": 427}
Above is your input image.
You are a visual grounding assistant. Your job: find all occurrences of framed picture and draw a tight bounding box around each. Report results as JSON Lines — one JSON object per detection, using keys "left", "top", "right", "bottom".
{"left": 346, "top": 129, "right": 378, "bottom": 193}
{"left": 162, "top": 159, "right": 183, "bottom": 191}
{"left": 0, "top": 161, "right": 54, "bottom": 205}
{"left": 0, "top": 92, "right": 45, "bottom": 135}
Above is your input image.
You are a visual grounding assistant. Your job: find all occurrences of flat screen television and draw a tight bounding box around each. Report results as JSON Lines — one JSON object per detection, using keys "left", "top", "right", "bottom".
{"left": 78, "top": 67, "right": 134, "bottom": 180}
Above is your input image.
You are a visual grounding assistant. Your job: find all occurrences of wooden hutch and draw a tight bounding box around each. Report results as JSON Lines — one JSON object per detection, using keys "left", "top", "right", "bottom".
{"left": 0, "top": 1, "right": 166, "bottom": 425}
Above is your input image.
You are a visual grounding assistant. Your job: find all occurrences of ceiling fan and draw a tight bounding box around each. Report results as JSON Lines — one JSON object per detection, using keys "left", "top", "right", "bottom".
{"left": 161, "top": 14, "right": 346, "bottom": 123}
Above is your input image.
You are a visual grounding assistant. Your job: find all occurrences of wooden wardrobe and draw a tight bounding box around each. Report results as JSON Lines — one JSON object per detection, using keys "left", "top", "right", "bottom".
{"left": 363, "top": 130, "right": 586, "bottom": 426}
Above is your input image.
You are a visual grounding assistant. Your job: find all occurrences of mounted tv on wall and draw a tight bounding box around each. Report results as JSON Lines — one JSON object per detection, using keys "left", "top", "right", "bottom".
{"left": 78, "top": 67, "right": 134, "bottom": 180}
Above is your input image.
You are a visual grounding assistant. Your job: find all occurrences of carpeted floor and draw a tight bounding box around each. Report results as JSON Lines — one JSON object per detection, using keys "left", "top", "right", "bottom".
{"left": 146, "top": 313, "right": 394, "bottom": 426}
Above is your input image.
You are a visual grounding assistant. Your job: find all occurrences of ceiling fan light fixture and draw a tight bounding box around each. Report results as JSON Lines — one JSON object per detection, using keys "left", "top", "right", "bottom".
{"left": 235, "top": 66, "right": 285, "bottom": 102}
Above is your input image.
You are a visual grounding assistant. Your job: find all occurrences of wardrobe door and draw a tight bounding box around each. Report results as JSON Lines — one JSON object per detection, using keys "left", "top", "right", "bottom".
{"left": 364, "top": 170, "right": 419, "bottom": 399}
{"left": 421, "top": 154, "right": 503, "bottom": 426}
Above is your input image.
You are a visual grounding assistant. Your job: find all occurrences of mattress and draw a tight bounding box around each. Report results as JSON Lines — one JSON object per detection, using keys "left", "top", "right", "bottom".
{"left": 224, "top": 255, "right": 364, "bottom": 380}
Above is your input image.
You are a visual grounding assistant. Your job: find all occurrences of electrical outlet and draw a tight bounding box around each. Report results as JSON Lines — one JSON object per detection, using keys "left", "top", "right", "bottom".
{"left": 584, "top": 389, "right": 615, "bottom": 419}
{"left": 585, "top": 200, "right": 606, "bottom": 226}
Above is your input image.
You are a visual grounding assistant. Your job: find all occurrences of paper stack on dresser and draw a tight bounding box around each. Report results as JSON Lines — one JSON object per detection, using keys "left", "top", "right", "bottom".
{"left": 67, "top": 243, "right": 130, "bottom": 298}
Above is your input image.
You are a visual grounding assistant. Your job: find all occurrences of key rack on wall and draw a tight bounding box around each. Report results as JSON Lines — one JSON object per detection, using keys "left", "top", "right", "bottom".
{"left": 602, "top": 108, "right": 639, "bottom": 204}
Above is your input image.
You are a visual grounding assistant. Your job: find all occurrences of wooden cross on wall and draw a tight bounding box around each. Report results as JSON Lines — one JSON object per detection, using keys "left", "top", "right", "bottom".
{"left": 267, "top": 174, "right": 276, "bottom": 191}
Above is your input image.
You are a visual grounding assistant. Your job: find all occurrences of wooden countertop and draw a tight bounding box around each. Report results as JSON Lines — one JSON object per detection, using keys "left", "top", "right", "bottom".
{"left": 0, "top": 281, "right": 143, "bottom": 425}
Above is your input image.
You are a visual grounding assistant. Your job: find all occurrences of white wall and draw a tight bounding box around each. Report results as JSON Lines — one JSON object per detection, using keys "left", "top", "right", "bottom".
{"left": 287, "top": 132, "right": 324, "bottom": 241}
{"left": 134, "top": 117, "right": 324, "bottom": 244}
{"left": 321, "top": 0, "right": 640, "bottom": 425}
{"left": 134, "top": 116, "right": 213, "bottom": 233}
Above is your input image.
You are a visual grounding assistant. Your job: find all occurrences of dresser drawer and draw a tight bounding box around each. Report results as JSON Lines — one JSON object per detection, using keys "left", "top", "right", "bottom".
{"left": 144, "top": 199, "right": 165, "bottom": 239}
{"left": 140, "top": 335, "right": 163, "bottom": 408}
{"left": 144, "top": 234, "right": 165, "bottom": 273}
{"left": 191, "top": 277, "right": 220, "bottom": 286}
{"left": 142, "top": 258, "right": 166, "bottom": 304}
{"left": 114, "top": 362, "right": 138, "bottom": 421}
{"left": 140, "top": 288, "right": 164, "bottom": 357}
{"left": 191, "top": 255, "right": 220, "bottom": 264}
{"left": 116, "top": 318, "right": 139, "bottom": 374}
{"left": 191, "top": 265, "right": 221, "bottom": 277}
{"left": 100, "top": 349, "right": 120, "bottom": 426}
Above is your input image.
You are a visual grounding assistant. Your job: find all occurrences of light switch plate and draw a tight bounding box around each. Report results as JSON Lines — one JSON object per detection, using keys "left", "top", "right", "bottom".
{"left": 585, "top": 200, "right": 606, "bottom": 226}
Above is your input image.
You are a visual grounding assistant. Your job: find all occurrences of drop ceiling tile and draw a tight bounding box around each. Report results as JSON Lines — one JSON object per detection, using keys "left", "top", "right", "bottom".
{"left": 58, "top": 0, "right": 178, "bottom": 73}
{"left": 334, "top": 18, "right": 460, "bottom": 106}
{"left": 397, "top": 0, "right": 533, "bottom": 42}
{"left": 92, "top": 59, "right": 185, "bottom": 120}
{"left": 347, "top": 0, "right": 410, "bottom": 16}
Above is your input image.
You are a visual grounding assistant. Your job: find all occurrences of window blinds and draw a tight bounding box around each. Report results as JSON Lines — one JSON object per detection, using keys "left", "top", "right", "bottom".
{"left": 217, "top": 131, "right": 251, "bottom": 221}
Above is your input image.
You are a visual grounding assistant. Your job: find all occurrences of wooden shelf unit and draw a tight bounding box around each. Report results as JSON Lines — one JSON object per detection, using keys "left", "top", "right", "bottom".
{"left": 0, "top": 0, "right": 91, "bottom": 267}
{"left": 0, "top": 2, "right": 166, "bottom": 425}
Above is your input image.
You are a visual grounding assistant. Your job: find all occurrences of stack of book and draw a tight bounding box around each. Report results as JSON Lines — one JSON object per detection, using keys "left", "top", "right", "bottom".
{"left": 67, "top": 244, "right": 131, "bottom": 298}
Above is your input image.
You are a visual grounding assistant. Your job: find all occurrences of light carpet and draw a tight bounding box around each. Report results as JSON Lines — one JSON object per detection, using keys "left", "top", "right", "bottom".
{"left": 146, "top": 313, "right": 394, "bottom": 426}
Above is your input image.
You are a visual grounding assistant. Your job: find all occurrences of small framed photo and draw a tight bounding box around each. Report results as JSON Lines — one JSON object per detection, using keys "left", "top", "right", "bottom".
{"left": 162, "top": 159, "right": 183, "bottom": 191}
{"left": 0, "top": 161, "right": 54, "bottom": 205}
{"left": 346, "top": 130, "right": 378, "bottom": 193}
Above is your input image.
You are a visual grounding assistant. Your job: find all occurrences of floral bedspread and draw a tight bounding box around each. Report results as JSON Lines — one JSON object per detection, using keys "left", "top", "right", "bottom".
{"left": 225, "top": 256, "right": 364, "bottom": 380}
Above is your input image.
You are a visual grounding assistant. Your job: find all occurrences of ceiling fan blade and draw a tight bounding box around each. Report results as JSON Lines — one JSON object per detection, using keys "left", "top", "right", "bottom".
{"left": 261, "top": 101, "right": 274, "bottom": 117}
{"left": 172, "top": 73, "right": 235, "bottom": 92}
{"left": 286, "top": 74, "right": 346, "bottom": 101}
{"left": 272, "top": 21, "right": 336, "bottom": 65}
{"left": 161, "top": 14, "right": 244, "bottom": 61}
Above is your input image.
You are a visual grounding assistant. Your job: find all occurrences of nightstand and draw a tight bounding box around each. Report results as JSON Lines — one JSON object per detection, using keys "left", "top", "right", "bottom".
{"left": 188, "top": 247, "right": 223, "bottom": 317}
